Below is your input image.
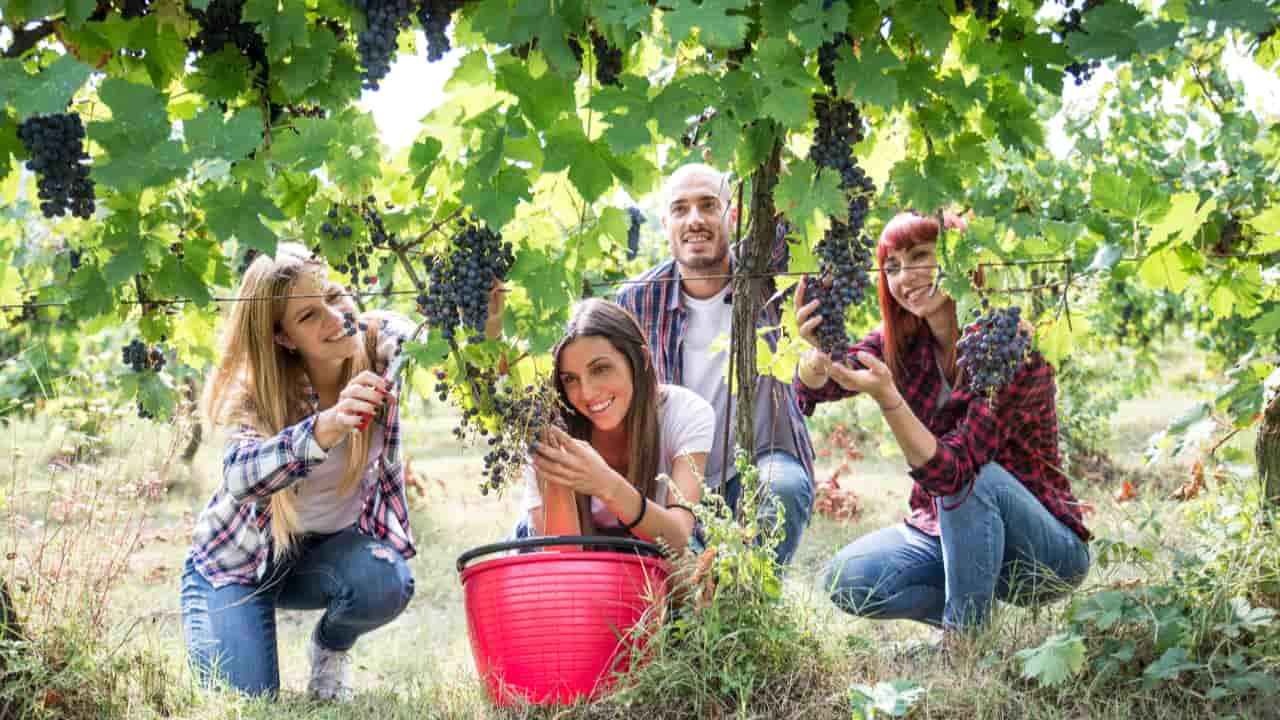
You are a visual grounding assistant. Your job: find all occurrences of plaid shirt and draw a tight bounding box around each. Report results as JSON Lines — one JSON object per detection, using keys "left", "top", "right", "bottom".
{"left": 613, "top": 225, "right": 815, "bottom": 484}
{"left": 189, "top": 313, "right": 417, "bottom": 587}
{"left": 795, "top": 328, "right": 1090, "bottom": 542}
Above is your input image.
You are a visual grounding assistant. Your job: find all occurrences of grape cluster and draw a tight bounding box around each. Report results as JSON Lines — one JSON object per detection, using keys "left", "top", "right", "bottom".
{"left": 807, "top": 94, "right": 877, "bottom": 358}
{"left": 349, "top": 0, "right": 416, "bottom": 90}
{"left": 437, "top": 364, "right": 565, "bottom": 495}
{"left": 817, "top": 33, "right": 850, "bottom": 92}
{"left": 626, "top": 207, "right": 643, "bottom": 260}
{"left": 957, "top": 303, "right": 1032, "bottom": 400}
{"left": 957, "top": 0, "right": 1001, "bottom": 22}
{"left": 418, "top": 218, "right": 514, "bottom": 345}
{"left": 321, "top": 196, "right": 394, "bottom": 287}
{"left": 188, "top": 0, "right": 267, "bottom": 67}
{"left": 69, "top": 248, "right": 82, "bottom": 270}
{"left": 121, "top": 0, "right": 152, "bottom": 19}
{"left": 416, "top": 0, "right": 463, "bottom": 62}
{"left": 16, "top": 113, "right": 96, "bottom": 219}
{"left": 122, "top": 339, "right": 166, "bottom": 373}
{"left": 591, "top": 30, "right": 623, "bottom": 86}
{"left": 1056, "top": 0, "right": 1106, "bottom": 85}
{"left": 340, "top": 311, "right": 366, "bottom": 338}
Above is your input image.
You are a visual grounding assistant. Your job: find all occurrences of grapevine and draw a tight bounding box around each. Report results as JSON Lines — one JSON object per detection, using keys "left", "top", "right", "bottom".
{"left": 16, "top": 113, "right": 96, "bottom": 220}
{"left": 957, "top": 303, "right": 1032, "bottom": 400}
{"left": 418, "top": 218, "right": 514, "bottom": 345}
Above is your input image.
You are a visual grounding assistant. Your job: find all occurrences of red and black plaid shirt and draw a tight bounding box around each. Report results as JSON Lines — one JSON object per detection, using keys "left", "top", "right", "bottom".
{"left": 795, "top": 328, "right": 1090, "bottom": 542}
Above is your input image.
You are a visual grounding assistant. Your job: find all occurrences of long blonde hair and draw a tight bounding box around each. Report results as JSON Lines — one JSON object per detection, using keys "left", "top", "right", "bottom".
{"left": 202, "top": 243, "right": 374, "bottom": 558}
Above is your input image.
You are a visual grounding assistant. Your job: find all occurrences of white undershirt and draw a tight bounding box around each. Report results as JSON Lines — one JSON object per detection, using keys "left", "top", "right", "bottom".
{"left": 681, "top": 284, "right": 732, "bottom": 408}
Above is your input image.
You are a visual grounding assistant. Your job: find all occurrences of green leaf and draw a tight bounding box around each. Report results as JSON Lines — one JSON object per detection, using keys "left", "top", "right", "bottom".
{"left": 88, "top": 79, "right": 188, "bottom": 193}
{"left": 1016, "top": 633, "right": 1086, "bottom": 687}
{"left": 129, "top": 16, "right": 190, "bottom": 88}
{"left": 847, "top": 680, "right": 927, "bottom": 718}
{"left": 274, "top": 27, "right": 338, "bottom": 100}
{"left": 326, "top": 109, "right": 382, "bottom": 187}
{"left": 151, "top": 254, "right": 212, "bottom": 308}
{"left": 461, "top": 165, "right": 530, "bottom": 229}
{"left": 64, "top": 0, "right": 97, "bottom": 28}
{"left": 773, "top": 160, "right": 845, "bottom": 227}
{"left": 271, "top": 116, "right": 338, "bottom": 171}
{"left": 1070, "top": 4, "right": 1144, "bottom": 60}
{"left": 1, "top": 55, "right": 93, "bottom": 119}
{"left": 1250, "top": 306, "right": 1280, "bottom": 336}
{"left": 848, "top": 39, "right": 901, "bottom": 108}
{"left": 409, "top": 136, "right": 443, "bottom": 192}
{"left": 496, "top": 59, "right": 575, "bottom": 130}
{"left": 186, "top": 108, "right": 262, "bottom": 163}
{"left": 663, "top": 0, "right": 751, "bottom": 48}
{"left": 1147, "top": 192, "right": 1215, "bottom": 249}
{"left": 986, "top": 79, "right": 1044, "bottom": 153}
{"left": 188, "top": 46, "right": 254, "bottom": 101}
{"left": 789, "top": 0, "right": 848, "bottom": 51}
{"left": 1186, "top": 0, "right": 1277, "bottom": 34}
{"left": 204, "top": 182, "right": 285, "bottom": 256}
{"left": 1137, "top": 245, "right": 1192, "bottom": 293}
{"left": 1142, "top": 647, "right": 1200, "bottom": 686}
{"left": 894, "top": 0, "right": 952, "bottom": 58}
{"left": 243, "top": 0, "right": 308, "bottom": 62}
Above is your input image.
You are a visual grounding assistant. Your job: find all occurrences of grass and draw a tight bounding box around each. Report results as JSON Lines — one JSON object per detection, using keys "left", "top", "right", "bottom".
{"left": 0, "top": 359, "right": 1276, "bottom": 719}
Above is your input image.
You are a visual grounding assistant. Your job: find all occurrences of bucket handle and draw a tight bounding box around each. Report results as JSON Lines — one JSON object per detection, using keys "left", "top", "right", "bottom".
{"left": 456, "top": 536, "right": 666, "bottom": 573}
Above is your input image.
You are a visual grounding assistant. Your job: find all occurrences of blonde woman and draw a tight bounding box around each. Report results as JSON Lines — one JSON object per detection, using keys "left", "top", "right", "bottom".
{"left": 180, "top": 244, "right": 441, "bottom": 700}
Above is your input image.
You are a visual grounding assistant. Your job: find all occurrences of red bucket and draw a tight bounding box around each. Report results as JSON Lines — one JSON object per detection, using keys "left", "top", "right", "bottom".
{"left": 457, "top": 536, "right": 668, "bottom": 706}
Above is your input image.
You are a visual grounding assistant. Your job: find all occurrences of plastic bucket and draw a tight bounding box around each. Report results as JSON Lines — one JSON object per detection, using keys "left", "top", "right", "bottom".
{"left": 457, "top": 536, "right": 668, "bottom": 706}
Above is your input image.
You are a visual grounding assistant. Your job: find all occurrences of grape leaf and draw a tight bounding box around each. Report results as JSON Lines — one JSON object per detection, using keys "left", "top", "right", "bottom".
{"left": 461, "top": 165, "right": 530, "bottom": 230}
{"left": 128, "top": 16, "right": 189, "bottom": 88}
{"left": 496, "top": 60, "right": 575, "bottom": 130}
{"left": 271, "top": 115, "right": 338, "bottom": 171}
{"left": 1070, "top": 4, "right": 1144, "bottom": 60}
{"left": 186, "top": 108, "right": 262, "bottom": 164}
{"left": 789, "top": 0, "right": 849, "bottom": 51}
{"left": 663, "top": 0, "right": 751, "bottom": 48}
{"left": 1016, "top": 633, "right": 1086, "bottom": 687}
{"left": 409, "top": 137, "right": 443, "bottom": 192}
{"left": 64, "top": 0, "right": 97, "bottom": 28}
{"left": 204, "top": 182, "right": 284, "bottom": 256}
{"left": 187, "top": 47, "right": 254, "bottom": 101}
{"left": 243, "top": 0, "right": 308, "bottom": 62}
{"left": 1250, "top": 306, "right": 1280, "bottom": 336}
{"left": 1186, "top": 0, "right": 1277, "bottom": 34}
{"left": 847, "top": 39, "right": 902, "bottom": 108}
{"left": 1, "top": 55, "right": 93, "bottom": 120}
{"left": 773, "top": 160, "right": 845, "bottom": 227}
{"left": 274, "top": 27, "right": 338, "bottom": 100}
{"left": 1146, "top": 192, "right": 1215, "bottom": 249}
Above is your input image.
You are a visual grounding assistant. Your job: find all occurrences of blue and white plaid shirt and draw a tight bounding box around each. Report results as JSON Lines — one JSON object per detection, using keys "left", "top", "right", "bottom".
{"left": 188, "top": 312, "right": 417, "bottom": 587}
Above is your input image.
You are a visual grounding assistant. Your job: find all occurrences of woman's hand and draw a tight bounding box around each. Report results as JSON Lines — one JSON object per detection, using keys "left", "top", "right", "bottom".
{"left": 794, "top": 276, "right": 823, "bottom": 350}
{"left": 828, "top": 351, "right": 901, "bottom": 410}
{"left": 484, "top": 280, "right": 505, "bottom": 341}
{"left": 313, "top": 371, "right": 393, "bottom": 450}
{"left": 532, "top": 425, "right": 625, "bottom": 500}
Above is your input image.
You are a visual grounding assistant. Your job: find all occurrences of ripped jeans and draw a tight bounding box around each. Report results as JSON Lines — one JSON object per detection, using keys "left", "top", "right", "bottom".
{"left": 180, "top": 526, "right": 415, "bottom": 696}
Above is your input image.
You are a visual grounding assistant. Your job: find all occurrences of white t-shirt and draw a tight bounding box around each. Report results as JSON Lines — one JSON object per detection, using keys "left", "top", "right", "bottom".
{"left": 293, "top": 426, "right": 384, "bottom": 534}
{"left": 681, "top": 285, "right": 732, "bottom": 405}
{"left": 521, "top": 384, "right": 715, "bottom": 529}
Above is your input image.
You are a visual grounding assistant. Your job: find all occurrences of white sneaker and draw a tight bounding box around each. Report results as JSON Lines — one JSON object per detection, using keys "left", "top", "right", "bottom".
{"left": 306, "top": 637, "right": 353, "bottom": 701}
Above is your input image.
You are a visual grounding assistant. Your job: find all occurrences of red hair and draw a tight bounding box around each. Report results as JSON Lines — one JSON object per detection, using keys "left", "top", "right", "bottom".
{"left": 875, "top": 211, "right": 970, "bottom": 383}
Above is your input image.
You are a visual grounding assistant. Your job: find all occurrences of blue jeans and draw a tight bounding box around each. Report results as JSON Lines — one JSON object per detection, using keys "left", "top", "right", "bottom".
{"left": 722, "top": 450, "right": 815, "bottom": 566}
{"left": 180, "top": 527, "right": 415, "bottom": 696}
{"left": 822, "top": 462, "right": 1089, "bottom": 632}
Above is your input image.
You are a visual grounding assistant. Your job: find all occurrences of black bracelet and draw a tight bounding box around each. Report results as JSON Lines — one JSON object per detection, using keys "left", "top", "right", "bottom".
{"left": 617, "top": 491, "right": 648, "bottom": 532}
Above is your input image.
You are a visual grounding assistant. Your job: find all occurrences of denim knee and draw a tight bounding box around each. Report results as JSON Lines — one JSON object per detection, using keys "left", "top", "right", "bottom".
{"left": 822, "top": 561, "right": 878, "bottom": 616}
{"left": 345, "top": 545, "right": 414, "bottom": 623}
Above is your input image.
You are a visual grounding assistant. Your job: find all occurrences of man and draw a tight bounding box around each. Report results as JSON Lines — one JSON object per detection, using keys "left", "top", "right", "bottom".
{"left": 615, "top": 163, "right": 815, "bottom": 565}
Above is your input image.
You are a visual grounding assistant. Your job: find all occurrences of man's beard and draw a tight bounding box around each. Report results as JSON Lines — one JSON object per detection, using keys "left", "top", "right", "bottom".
{"left": 677, "top": 236, "right": 729, "bottom": 272}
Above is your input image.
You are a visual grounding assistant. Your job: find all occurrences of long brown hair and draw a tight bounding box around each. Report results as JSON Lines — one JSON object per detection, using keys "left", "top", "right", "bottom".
{"left": 875, "top": 212, "right": 970, "bottom": 384}
{"left": 201, "top": 243, "right": 374, "bottom": 558}
{"left": 551, "top": 299, "right": 661, "bottom": 534}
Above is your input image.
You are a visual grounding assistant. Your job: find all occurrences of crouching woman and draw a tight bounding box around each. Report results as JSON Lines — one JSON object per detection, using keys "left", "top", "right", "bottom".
{"left": 180, "top": 244, "right": 416, "bottom": 699}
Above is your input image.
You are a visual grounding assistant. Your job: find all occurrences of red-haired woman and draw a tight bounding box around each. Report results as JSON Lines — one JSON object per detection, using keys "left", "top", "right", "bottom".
{"left": 794, "top": 212, "right": 1090, "bottom": 639}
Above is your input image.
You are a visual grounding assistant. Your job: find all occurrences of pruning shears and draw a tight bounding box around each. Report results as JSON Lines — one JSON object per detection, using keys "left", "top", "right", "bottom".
{"left": 355, "top": 318, "right": 429, "bottom": 432}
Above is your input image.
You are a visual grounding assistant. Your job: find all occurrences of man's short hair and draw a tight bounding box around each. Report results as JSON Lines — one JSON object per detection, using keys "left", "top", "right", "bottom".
{"left": 663, "top": 163, "right": 733, "bottom": 212}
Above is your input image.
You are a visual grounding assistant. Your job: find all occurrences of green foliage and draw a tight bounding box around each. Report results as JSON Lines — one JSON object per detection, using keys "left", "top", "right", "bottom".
{"left": 847, "top": 679, "right": 926, "bottom": 719}
{"left": 1017, "top": 477, "right": 1280, "bottom": 704}
{"left": 610, "top": 451, "right": 836, "bottom": 716}
{"left": 0, "top": 0, "right": 1276, "bottom": 466}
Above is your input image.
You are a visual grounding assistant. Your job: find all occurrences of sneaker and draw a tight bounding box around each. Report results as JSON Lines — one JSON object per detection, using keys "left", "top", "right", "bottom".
{"left": 306, "top": 637, "right": 353, "bottom": 701}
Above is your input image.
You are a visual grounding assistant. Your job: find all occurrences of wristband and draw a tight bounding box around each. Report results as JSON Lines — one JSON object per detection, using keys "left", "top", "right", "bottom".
{"left": 617, "top": 491, "right": 648, "bottom": 532}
